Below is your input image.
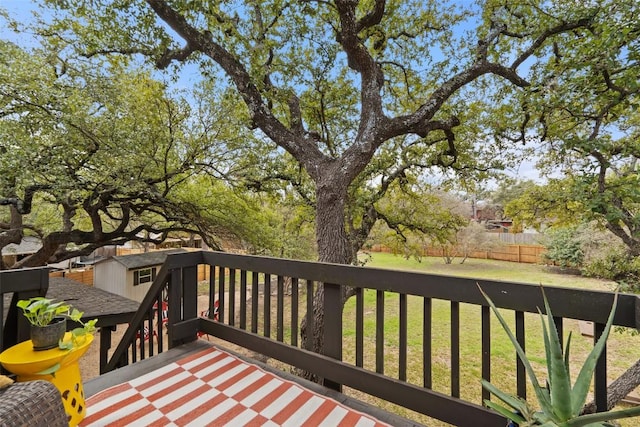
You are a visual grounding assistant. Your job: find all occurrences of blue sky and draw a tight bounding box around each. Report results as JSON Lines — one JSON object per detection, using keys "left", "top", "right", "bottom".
{"left": 0, "top": 0, "right": 34, "bottom": 15}
{"left": 1, "top": 0, "right": 43, "bottom": 46}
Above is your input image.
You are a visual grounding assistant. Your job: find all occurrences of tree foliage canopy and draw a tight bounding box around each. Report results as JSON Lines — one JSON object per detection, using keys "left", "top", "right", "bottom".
{"left": 0, "top": 40, "right": 270, "bottom": 267}
{"left": 498, "top": 0, "right": 640, "bottom": 255}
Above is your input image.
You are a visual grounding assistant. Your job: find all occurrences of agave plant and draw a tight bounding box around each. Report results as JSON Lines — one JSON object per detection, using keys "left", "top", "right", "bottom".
{"left": 479, "top": 285, "right": 640, "bottom": 426}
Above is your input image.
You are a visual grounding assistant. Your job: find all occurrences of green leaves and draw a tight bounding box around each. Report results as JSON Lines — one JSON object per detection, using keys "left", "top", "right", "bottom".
{"left": 480, "top": 285, "right": 640, "bottom": 426}
{"left": 17, "top": 297, "right": 72, "bottom": 327}
{"left": 0, "top": 40, "right": 270, "bottom": 266}
{"left": 36, "top": 362, "right": 61, "bottom": 377}
{"left": 540, "top": 294, "right": 572, "bottom": 421}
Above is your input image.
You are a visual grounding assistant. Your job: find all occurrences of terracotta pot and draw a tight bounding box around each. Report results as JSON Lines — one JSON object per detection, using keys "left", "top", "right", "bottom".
{"left": 31, "top": 317, "right": 67, "bottom": 351}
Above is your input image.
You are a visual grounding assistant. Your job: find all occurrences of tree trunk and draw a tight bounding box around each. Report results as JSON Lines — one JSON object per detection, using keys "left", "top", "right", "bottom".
{"left": 315, "top": 184, "right": 353, "bottom": 265}
{"left": 582, "top": 358, "right": 640, "bottom": 414}
{"left": 0, "top": 206, "right": 24, "bottom": 270}
{"left": 299, "top": 182, "right": 353, "bottom": 381}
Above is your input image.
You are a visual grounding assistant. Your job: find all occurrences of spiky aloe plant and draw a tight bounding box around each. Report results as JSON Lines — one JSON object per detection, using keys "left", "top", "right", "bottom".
{"left": 479, "top": 285, "right": 640, "bottom": 426}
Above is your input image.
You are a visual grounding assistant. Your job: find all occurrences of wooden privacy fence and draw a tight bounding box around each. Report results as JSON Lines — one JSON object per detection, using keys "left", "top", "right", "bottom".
{"left": 49, "top": 269, "right": 94, "bottom": 285}
{"left": 371, "top": 244, "right": 547, "bottom": 264}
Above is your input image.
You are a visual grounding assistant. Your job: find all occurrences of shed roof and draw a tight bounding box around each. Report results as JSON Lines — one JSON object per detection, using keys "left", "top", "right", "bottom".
{"left": 107, "top": 249, "right": 187, "bottom": 270}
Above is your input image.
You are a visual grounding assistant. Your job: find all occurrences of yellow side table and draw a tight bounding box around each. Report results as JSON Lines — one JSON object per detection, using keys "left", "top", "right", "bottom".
{"left": 0, "top": 332, "right": 93, "bottom": 426}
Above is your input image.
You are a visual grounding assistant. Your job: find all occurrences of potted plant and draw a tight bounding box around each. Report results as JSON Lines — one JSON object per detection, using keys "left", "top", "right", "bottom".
{"left": 17, "top": 297, "right": 97, "bottom": 351}
{"left": 479, "top": 285, "right": 640, "bottom": 426}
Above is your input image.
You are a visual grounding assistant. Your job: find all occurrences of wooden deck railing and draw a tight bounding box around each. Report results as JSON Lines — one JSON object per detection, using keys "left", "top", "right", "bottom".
{"left": 104, "top": 251, "right": 640, "bottom": 426}
{"left": 0, "top": 267, "right": 50, "bottom": 353}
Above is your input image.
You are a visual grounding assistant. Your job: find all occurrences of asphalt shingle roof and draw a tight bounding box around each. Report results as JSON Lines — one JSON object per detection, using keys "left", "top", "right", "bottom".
{"left": 110, "top": 248, "right": 187, "bottom": 270}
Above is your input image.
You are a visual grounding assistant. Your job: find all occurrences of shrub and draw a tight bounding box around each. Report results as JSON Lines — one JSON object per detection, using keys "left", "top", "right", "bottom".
{"left": 542, "top": 227, "right": 584, "bottom": 268}
{"left": 583, "top": 251, "right": 640, "bottom": 293}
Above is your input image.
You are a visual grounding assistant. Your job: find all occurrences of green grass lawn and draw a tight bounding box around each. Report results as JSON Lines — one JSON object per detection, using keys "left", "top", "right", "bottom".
{"left": 338, "top": 252, "right": 640, "bottom": 426}
{"left": 362, "top": 252, "right": 617, "bottom": 291}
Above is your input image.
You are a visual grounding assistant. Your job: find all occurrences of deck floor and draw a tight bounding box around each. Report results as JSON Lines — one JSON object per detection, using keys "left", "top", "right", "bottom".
{"left": 82, "top": 341, "right": 418, "bottom": 426}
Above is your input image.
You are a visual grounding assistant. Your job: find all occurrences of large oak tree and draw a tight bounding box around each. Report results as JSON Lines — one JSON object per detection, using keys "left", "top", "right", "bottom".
{"left": 29, "top": 0, "right": 623, "bottom": 357}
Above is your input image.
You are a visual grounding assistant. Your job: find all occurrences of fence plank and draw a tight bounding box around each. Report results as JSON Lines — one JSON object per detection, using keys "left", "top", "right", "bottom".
{"left": 371, "top": 242, "right": 546, "bottom": 264}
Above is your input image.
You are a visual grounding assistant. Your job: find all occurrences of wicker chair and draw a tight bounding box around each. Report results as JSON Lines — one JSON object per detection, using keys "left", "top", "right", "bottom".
{"left": 0, "top": 380, "right": 68, "bottom": 427}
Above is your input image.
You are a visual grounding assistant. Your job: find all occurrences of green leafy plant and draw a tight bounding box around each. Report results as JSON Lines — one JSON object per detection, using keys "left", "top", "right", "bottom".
{"left": 17, "top": 297, "right": 97, "bottom": 350}
{"left": 58, "top": 308, "right": 97, "bottom": 351}
{"left": 17, "top": 297, "right": 71, "bottom": 327}
{"left": 479, "top": 285, "right": 640, "bottom": 426}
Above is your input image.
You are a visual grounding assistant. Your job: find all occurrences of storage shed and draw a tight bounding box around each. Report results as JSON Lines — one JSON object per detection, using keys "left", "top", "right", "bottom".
{"left": 93, "top": 249, "right": 186, "bottom": 302}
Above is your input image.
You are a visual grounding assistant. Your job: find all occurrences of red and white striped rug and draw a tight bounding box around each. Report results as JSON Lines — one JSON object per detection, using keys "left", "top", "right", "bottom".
{"left": 81, "top": 346, "right": 391, "bottom": 426}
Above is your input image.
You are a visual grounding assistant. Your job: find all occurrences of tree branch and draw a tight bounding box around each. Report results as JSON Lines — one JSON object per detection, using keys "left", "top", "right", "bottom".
{"left": 356, "top": 0, "right": 386, "bottom": 33}
{"left": 0, "top": 185, "right": 50, "bottom": 214}
{"left": 511, "top": 16, "right": 595, "bottom": 70}
{"left": 145, "top": 0, "right": 325, "bottom": 169}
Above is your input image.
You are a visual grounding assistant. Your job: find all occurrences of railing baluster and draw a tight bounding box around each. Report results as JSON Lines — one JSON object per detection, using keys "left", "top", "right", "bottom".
{"left": 156, "top": 303, "right": 164, "bottom": 351}
{"left": 150, "top": 297, "right": 160, "bottom": 357}
{"left": 167, "top": 267, "right": 182, "bottom": 348}
{"left": 356, "top": 287, "right": 364, "bottom": 368}
{"left": 183, "top": 265, "right": 198, "bottom": 326}
{"left": 516, "top": 311, "right": 526, "bottom": 399}
{"left": 399, "top": 293, "right": 407, "bottom": 381}
{"left": 322, "top": 282, "right": 342, "bottom": 391}
{"left": 451, "top": 301, "right": 460, "bottom": 398}
{"left": 138, "top": 321, "right": 145, "bottom": 360}
{"left": 594, "top": 322, "right": 607, "bottom": 412}
{"left": 99, "top": 327, "right": 112, "bottom": 374}
{"left": 264, "top": 273, "right": 271, "bottom": 338}
{"left": 305, "top": 280, "right": 314, "bottom": 351}
{"left": 291, "top": 278, "right": 299, "bottom": 346}
{"left": 208, "top": 265, "right": 216, "bottom": 317}
{"left": 554, "top": 316, "right": 564, "bottom": 350}
{"left": 229, "top": 268, "right": 236, "bottom": 326}
{"left": 423, "top": 297, "right": 432, "bottom": 388}
{"left": 218, "top": 267, "right": 226, "bottom": 325}
{"left": 251, "top": 271, "right": 259, "bottom": 333}
{"left": 240, "top": 270, "right": 247, "bottom": 329}
{"left": 482, "top": 305, "right": 491, "bottom": 402}
{"left": 277, "top": 275, "right": 284, "bottom": 342}
{"left": 376, "top": 290, "right": 384, "bottom": 374}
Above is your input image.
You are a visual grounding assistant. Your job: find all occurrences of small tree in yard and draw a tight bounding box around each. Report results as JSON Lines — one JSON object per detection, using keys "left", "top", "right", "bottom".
{"left": 370, "top": 184, "right": 469, "bottom": 262}
{"left": 434, "top": 221, "right": 503, "bottom": 265}
{"left": 455, "top": 222, "right": 503, "bottom": 264}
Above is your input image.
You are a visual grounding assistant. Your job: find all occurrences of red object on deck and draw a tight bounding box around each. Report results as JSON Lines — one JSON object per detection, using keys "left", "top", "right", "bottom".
{"left": 197, "top": 300, "right": 219, "bottom": 340}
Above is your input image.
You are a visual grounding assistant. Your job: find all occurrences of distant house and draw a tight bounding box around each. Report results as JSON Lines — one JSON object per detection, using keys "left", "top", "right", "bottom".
{"left": 485, "top": 219, "right": 513, "bottom": 232}
{"left": 1, "top": 236, "right": 42, "bottom": 267}
{"left": 93, "top": 249, "right": 186, "bottom": 302}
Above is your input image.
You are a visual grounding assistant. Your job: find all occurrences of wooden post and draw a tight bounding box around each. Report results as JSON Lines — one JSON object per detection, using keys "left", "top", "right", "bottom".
{"left": 322, "top": 282, "right": 342, "bottom": 392}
